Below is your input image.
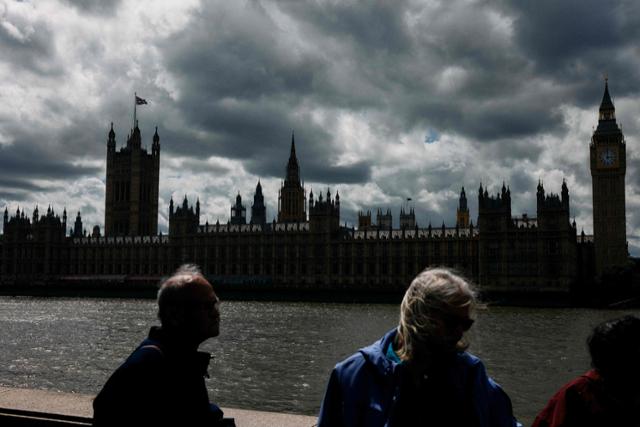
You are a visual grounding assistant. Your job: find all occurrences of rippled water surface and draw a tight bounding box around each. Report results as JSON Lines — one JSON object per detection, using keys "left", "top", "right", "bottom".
{"left": 0, "top": 296, "right": 636, "bottom": 425}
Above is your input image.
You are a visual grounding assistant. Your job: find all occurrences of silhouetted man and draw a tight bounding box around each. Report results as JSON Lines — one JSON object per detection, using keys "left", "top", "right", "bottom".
{"left": 532, "top": 315, "right": 640, "bottom": 427}
{"left": 93, "top": 264, "right": 230, "bottom": 426}
{"left": 318, "top": 268, "right": 521, "bottom": 427}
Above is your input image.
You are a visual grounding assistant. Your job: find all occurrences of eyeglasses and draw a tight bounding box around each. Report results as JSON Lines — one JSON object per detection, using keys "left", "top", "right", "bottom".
{"left": 439, "top": 312, "right": 475, "bottom": 331}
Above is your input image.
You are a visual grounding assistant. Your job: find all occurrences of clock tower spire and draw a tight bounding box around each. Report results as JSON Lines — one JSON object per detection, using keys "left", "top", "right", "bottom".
{"left": 590, "top": 78, "right": 627, "bottom": 275}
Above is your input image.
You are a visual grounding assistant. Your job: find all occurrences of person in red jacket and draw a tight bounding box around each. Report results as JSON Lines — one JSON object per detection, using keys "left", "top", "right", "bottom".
{"left": 532, "top": 315, "right": 640, "bottom": 427}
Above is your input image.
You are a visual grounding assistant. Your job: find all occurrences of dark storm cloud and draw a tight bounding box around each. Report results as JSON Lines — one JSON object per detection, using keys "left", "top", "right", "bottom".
{"left": 241, "top": 129, "right": 372, "bottom": 184}
{"left": 0, "top": 191, "right": 29, "bottom": 202}
{"left": 161, "top": 3, "right": 320, "bottom": 102}
{"left": 0, "top": 12, "right": 61, "bottom": 76}
{"left": 0, "top": 136, "right": 99, "bottom": 181}
{"left": 503, "top": 0, "right": 640, "bottom": 99}
{"left": 161, "top": 14, "right": 368, "bottom": 182}
{"left": 181, "top": 160, "right": 231, "bottom": 176}
{"left": 508, "top": 173, "right": 536, "bottom": 195}
{"left": 286, "top": 0, "right": 413, "bottom": 54}
{"left": 59, "top": 0, "right": 122, "bottom": 16}
{"left": 158, "top": 0, "right": 638, "bottom": 174}
{"left": 0, "top": 178, "right": 61, "bottom": 193}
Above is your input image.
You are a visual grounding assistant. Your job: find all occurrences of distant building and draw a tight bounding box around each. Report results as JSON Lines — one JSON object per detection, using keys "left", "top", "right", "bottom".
{"left": 277, "top": 134, "right": 306, "bottom": 223}
{"left": 0, "top": 82, "right": 630, "bottom": 297}
{"left": 250, "top": 181, "right": 267, "bottom": 225}
{"left": 399, "top": 207, "right": 416, "bottom": 229}
{"left": 230, "top": 193, "right": 246, "bottom": 225}
{"left": 590, "top": 80, "right": 628, "bottom": 274}
{"left": 477, "top": 180, "right": 577, "bottom": 292}
{"left": 376, "top": 209, "right": 392, "bottom": 229}
{"left": 456, "top": 187, "right": 470, "bottom": 228}
{"left": 105, "top": 122, "right": 160, "bottom": 236}
{"left": 357, "top": 210, "right": 372, "bottom": 230}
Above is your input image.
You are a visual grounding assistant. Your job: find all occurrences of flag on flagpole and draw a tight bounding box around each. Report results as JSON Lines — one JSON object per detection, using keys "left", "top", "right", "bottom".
{"left": 135, "top": 96, "right": 148, "bottom": 105}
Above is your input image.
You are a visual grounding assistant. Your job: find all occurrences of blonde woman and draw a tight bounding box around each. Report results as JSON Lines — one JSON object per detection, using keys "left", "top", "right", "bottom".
{"left": 318, "top": 268, "right": 520, "bottom": 427}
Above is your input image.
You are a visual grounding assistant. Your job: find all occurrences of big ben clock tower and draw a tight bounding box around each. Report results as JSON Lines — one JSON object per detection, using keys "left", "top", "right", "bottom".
{"left": 590, "top": 79, "right": 628, "bottom": 274}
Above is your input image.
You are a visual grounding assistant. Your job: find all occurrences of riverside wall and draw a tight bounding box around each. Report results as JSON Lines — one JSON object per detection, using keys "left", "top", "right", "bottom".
{"left": 0, "top": 386, "right": 317, "bottom": 427}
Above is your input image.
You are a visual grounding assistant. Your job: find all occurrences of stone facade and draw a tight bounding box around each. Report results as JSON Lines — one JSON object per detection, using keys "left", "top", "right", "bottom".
{"left": 104, "top": 122, "right": 160, "bottom": 237}
{"left": 590, "top": 80, "right": 628, "bottom": 274}
{"left": 1, "top": 83, "right": 628, "bottom": 295}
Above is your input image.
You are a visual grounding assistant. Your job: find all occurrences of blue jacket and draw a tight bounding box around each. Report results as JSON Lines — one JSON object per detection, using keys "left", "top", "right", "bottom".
{"left": 318, "top": 329, "right": 521, "bottom": 427}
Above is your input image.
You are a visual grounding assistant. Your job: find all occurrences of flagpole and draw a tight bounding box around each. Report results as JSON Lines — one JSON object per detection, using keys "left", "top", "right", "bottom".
{"left": 133, "top": 92, "right": 137, "bottom": 129}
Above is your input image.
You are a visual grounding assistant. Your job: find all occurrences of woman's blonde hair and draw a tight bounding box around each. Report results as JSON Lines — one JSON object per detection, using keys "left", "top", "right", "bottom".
{"left": 396, "top": 267, "right": 477, "bottom": 360}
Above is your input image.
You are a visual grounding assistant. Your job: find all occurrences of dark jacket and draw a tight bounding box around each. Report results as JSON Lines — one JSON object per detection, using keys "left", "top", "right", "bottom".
{"left": 93, "top": 326, "right": 224, "bottom": 426}
{"left": 318, "top": 329, "right": 521, "bottom": 427}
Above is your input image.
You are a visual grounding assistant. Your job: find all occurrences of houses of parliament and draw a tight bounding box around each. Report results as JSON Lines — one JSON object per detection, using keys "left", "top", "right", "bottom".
{"left": 0, "top": 82, "right": 633, "bottom": 297}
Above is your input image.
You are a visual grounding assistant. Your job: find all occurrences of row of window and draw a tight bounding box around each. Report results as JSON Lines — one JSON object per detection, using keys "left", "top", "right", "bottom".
{"left": 1, "top": 255, "right": 475, "bottom": 277}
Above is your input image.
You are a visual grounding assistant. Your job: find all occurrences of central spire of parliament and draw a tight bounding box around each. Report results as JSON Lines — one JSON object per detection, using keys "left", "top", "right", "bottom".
{"left": 278, "top": 132, "right": 306, "bottom": 223}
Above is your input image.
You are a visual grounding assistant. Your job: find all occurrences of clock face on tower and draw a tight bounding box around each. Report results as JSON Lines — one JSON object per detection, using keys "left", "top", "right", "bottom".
{"left": 598, "top": 147, "right": 617, "bottom": 168}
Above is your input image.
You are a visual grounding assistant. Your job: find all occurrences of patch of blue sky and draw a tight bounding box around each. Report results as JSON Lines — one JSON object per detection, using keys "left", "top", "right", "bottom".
{"left": 424, "top": 128, "right": 440, "bottom": 144}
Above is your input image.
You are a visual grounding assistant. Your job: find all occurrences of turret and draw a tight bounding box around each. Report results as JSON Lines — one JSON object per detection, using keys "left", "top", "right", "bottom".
{"left": 561, "top": 179, "right": 569, "bottom": 208}
{"left": 400, "top": 204, "right": 416, "bottom": 229}
{"left": 278, "top": 132, "right": 306, "bottom": 223}
{"left": 251, "top": 180, "right": 267, "bottom": 225}
{"left": 73, "top": 212, "right": 83, "bottom": 238}
{"left": 308, "top": 186, "right": 340, "bottom": 233}
{"left": 169, "top": 196, "right": 199, "bottom": 236}
{"left": 358, "top": 210, "right": 372, "bottom": 230}
{"left": 537, "top": 180, "right": 545, "bottom": 205}
{"left": 477, "top": 183, "right": 512, "bottom": 231}
{"left": 152, "top": 126, "right": 160, "bottom": 156}
{"left": 286, "top": 132, "right": 300, "bottom": 184}
{"left": 598, "top": 79, "right": 616, "bottom": 122}
{"left": 459, "top": 187, "right": 467, "bottom": 210}
{"left": 230, "top": 192, "right": 246, "bottom": 225}
{"left": 376, "top": 208, "right": 393, "bottom": 229}
{"left": 456, "top": 187, "right": 469, "bottom": 228}
{"left": 107, "top": 122, "right": 116, "bottom": 153}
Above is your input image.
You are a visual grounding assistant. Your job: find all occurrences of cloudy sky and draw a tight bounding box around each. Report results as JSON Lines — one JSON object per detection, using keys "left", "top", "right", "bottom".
{"left": 1, "top": 0, "right": 640, "bottom": 252}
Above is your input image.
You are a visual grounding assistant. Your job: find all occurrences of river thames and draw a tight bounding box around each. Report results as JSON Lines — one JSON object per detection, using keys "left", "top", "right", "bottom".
{"left": 0, "top": 296, "right": 636, "bottom": 426}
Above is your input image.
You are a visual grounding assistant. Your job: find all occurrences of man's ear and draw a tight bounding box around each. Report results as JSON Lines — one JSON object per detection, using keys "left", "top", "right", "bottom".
{"left": 164, "top": 306, "right": 186, "bottom": 329}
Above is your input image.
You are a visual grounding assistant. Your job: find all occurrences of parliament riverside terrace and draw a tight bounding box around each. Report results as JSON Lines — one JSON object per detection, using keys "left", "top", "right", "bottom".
{"left": 0, "top": 82, "right": 635, "bottom": 301}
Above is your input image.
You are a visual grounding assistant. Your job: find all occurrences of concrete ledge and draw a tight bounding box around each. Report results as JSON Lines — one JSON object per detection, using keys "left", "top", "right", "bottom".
{"left": 0, "top": 387, "right": 317, "bottom": 427}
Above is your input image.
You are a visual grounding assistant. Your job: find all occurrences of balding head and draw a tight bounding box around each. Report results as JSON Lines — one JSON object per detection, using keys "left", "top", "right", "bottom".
{"left": 157, "top": 264, "right": 220, "bottom": 344}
